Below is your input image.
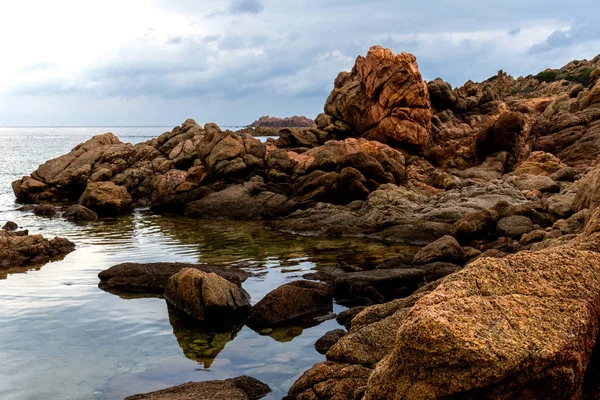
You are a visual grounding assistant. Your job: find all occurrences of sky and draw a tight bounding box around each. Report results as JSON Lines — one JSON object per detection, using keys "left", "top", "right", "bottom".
{"left": 0, "top": 0, "right": 599, "bottom": 126}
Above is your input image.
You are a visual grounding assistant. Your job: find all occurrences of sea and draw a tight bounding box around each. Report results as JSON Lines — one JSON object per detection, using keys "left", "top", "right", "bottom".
{"left": 0, "top": 127, "right": 407, "bottom": 400}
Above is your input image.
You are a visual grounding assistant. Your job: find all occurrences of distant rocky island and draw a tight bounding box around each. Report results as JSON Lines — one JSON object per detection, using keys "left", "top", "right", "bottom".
{"left": 249, "top": 115, "right": 316, "bottom": 128}
{"left": 7, "top": 45, "right": 600, "bottom": 399}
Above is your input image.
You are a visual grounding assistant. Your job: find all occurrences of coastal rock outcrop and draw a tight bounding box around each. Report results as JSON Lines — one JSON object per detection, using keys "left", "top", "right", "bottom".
{"left": 0, "top": 229, "right": 75, "bottom": 268}
{"left": 317, "top": 45, "right": 432, "bottom": 149}
{"left": 164, "top": 268, "right": 251, "bottom": 324}
{"left": 365, "top": 248, "right": 600, "bottom": 399}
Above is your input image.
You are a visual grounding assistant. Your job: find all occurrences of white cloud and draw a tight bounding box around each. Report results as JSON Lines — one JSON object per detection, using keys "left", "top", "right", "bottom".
{"left": 0, "top": 0, "right": 599, "bottom": 125}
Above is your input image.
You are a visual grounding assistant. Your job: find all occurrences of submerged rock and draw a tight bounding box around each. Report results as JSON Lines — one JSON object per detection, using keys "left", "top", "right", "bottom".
{"left": 63, "top": 204, "right": 98, "bottom": 221}
{"left": 125, "top": 376, "right": 271, "bottom": 400}
{"left": 164, "top": 268, "right": 251, "bottom": 325}
{"left": 34, "top": 204, "right": 57, "bottom": 217}
{"left": 98, "top": 262, "right": 250, "bottom": 295}
{"left": 247, "top": 280, "right": 333, "bottom": 328}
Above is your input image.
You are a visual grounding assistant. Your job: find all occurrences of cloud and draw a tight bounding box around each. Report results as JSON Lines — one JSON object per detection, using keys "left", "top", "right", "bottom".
{"left": 1, "top": 0, "right": 600, "bottom": 125}
{"left": 228, "top": 0, "right": 264, "bottom": 14}
{"left": 529, "top": 21, "right": 600, "bottom": 54}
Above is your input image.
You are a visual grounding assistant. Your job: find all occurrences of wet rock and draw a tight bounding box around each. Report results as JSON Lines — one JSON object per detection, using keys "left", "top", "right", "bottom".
{"left": 247, "top": 281, "right": 333, "bottom": 328}
{"left": 2, "top": 221, "right": 18, "bottom": 231}
{"left": 79, "top": 181, "right": 133, "bottom": 216}
{"left": 412, "top": 235, "right": 464, "bottom": 265}
{"left": 336, "top": 306, "right": 367, "bottom": 330}
{"left": 315, "top": 329, "right": 347, "bottom": 355}
{"left": 164, "top": 268, "right": 251, "bottom": 325}
{"left": 496, "top": 215, "right": 534, "bottom": 238}
{"left": 34, "top": 204, "right": 57, "bottom": 217}
{"left": 125, "top": 376, "right": 271, "bottom": 400}
{"left": 365, "top": 247, "right": 600, "bottom": 400}
{"left": 98, "top": 262, "right": 250, "bottom": 295}
{"left": 0, "top": 230, "right": 75, "bottom": 268}
{"left": 307, "top": 262, "right": 460, "bottom": 304}
{"left": 63, "top": 204, "right": 98, "bottom": 221}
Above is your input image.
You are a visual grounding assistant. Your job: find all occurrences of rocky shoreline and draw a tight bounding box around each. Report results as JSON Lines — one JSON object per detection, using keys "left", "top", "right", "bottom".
{"left": 10, "top": 45, "right": 600, "bottom": 398}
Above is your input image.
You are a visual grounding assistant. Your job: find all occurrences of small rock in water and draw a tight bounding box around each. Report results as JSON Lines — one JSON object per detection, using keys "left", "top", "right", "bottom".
{"left": 2, "top": 221, "right": 18, "bottom": 231}
{"left": 34, "top": 204, "right": 57, "bottom": 217}
{"left": 315, "top": 329, "right": 347, "bottom": 355}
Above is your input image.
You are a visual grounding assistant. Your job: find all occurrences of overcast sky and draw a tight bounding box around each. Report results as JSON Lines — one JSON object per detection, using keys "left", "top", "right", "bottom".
{"left": 0, "top": 0, "right": 599, "bottom": 126}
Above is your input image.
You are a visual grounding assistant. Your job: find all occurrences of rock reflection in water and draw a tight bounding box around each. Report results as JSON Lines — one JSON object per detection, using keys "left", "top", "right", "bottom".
{"left": 168, "top": 306, "right": 242, "bottom": 368}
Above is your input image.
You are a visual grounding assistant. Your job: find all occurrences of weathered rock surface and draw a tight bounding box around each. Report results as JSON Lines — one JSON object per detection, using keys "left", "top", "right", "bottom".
{"left": 305, "top": 261, "right": 460, "bottom": 305}
{"left": 247, "top": 281, "right": 332, "bottom": 328}
{"left": 125, "top": 376, "right": 271, "bottom": 400}
{"left": 365, "top": 248, "right": 600, "bottom": 399}
{"left": 98, "top": 262, "right": 250, "bottom": 295}
{"left": 317, "top": 45, "right": 432, "bottom": 149}
{"left": 412, "top": 235, "right": 464, "bottom": 265}
{"left": 164, "top": 268, "right": 251, "bottom": 324}
{"left": 79, "top": 181, "right": 133, "bottom": 216}
{"left": 0, "top": 229, "right": 75, "bottom": 268}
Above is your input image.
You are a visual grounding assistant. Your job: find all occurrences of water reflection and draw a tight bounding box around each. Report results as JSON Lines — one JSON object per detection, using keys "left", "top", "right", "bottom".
{"left": 168, "top": 307, "right": 242, "bottom": 368}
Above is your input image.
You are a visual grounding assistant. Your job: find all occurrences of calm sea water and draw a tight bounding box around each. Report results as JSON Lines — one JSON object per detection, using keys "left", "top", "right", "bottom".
{"left": 0, "top": 127, "right": 409, "bottom": 400}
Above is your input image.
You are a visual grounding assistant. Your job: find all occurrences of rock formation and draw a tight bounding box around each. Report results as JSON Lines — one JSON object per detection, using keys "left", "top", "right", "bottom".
{"left": 163, "top": 268, "right": 251, "bottom": 324}
{"left": 0, "top": 227, "right": 75, "bottom": 268}
{"left": 125, "top": 376, "right": 271, "bottom": 400}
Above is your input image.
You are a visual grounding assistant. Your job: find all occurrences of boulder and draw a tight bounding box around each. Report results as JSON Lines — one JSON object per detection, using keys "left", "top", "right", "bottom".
{"left": 2, "top": 221, "right": 18, "bottom": 231}
{"left": 318, "top": 46, "right": 432, "bottom": 148}
{"left": 0, "top": 230, "right": 75, "bottom": 268}
{"left": 247, "top": 281, "right": 333, "bottom": 328}
{"left": 452, "top": 209, "right": 499, "bottom": 243}
{"left": 79, "top": 181, "right": 133, "bottom": 216}
{"left": 364, "top": 247, "right": 600, "bottom": 400}
{"left": 306, "top": 262, "right": 461, "bottom": 304}
{"left": 125, "top": 376, "right": 271, "bottom": 400}
{"left": 506, "top": 173, "right": 560, "bottom": 193}
{"left": 574, "top": 166, "right": 600, "bottom": 212}
{"left": 98, "top": 262, "right": 251, "bottom": 295}
{"left": 185, "top": 180, "right": 293, "bottom": 220}
{"left": 496, "top": 215, "right": 534, "bottom": 238}
{"left": 315, "top": 329, "right": 347, "bottom": 355}
{"left": 412, "top": 235, "right": 464, "bottom": 265}
{"left": 164, "top": 268, "right": 251, "bottom": 324}
{"left": 336, "top": 306, "right": 367, "bottom": 330}
{"left": 34, "top": 204, "right": 57, "bottom": 217}
{"left": 63, "top": 204, "right": 98, "bottom": 221}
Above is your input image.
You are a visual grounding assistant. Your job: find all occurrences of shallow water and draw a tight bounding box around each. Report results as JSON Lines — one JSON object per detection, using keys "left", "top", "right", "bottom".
{"left": 0, "top": 127, "right": 411, "bottom": 399}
